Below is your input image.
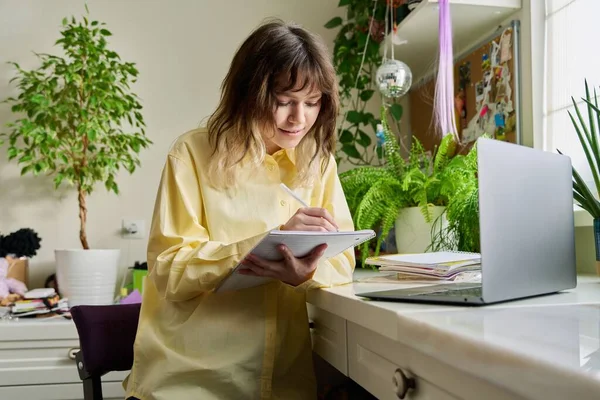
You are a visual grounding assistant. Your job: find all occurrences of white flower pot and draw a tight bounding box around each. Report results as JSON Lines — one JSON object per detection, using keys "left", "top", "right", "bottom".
{"left": 55, "top": 249, "right": 120, "bottom": 307}
{"left": 395, "top": 206, "right": 447, "bottom": 254}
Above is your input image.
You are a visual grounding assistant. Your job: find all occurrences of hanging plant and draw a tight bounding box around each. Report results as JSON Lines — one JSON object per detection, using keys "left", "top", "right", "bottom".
{"left": 325, "top": 0, "right": 407, "bottom": 166}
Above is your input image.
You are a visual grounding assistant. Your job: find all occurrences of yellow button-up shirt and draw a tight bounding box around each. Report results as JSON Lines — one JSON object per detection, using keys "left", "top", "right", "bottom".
{"left": 124, "top": 128, "right": 355, "bottom": 400}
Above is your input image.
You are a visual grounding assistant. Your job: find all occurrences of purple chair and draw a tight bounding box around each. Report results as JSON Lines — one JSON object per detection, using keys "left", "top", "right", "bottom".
{"left": 71, "top": 303, "right": 141, "bottom": 400}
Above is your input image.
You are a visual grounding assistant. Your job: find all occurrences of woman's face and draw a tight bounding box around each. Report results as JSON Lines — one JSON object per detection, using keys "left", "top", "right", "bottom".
{"left": 262, "top": 84, "right": 322, "bottom": 155}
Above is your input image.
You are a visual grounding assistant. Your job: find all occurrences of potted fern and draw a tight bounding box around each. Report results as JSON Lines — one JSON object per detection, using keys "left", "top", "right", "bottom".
{"left": 340, "top": 105, "right": 465, "bottom": 262}
{"left": 561, "top": 80, "right": 600, "bottom": 275}
{"left": 428, "top": 142, "right": 481, "bottom": 254}
{"left": 1, "top": 9, "right": 152, "bottom": 305}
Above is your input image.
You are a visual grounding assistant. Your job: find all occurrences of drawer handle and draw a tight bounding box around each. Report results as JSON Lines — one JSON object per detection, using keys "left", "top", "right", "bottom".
{"left": 68, "top": 348, "right": 80, "bottom": 360}
{"left": 393, "top": 368, "right": 415, "bottom": 399}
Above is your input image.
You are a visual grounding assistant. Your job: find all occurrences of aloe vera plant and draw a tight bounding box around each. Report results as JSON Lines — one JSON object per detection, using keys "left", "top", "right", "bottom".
{"left": 563, "top": 80, "right": 600, "bottom": 218}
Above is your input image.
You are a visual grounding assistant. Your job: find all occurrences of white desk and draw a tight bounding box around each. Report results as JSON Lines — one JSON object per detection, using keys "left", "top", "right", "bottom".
{"left": 307, "top": 270, "right": 600, "bottom": 400}
{"left": 2, "top": 273, "right": 599, "bottom": 400}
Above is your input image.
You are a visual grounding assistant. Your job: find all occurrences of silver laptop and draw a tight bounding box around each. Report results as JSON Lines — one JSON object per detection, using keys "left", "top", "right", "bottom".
{"left": 355, "top": 138, "right": 577, "bottom": 305}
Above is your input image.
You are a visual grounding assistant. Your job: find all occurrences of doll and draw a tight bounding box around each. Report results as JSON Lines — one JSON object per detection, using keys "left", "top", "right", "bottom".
{"left": 0, "top": 228, "right": 42, "bottom": 259}
{"left": 0, "top": 257, "right": 27, "bottom": 306}
{"left": 0, "top": 228, "right": 41, "bottom": 305}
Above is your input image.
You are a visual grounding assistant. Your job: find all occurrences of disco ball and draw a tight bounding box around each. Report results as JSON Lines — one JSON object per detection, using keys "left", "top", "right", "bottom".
{"left": 375, "top": 59, "right": 412, "bottom": 98}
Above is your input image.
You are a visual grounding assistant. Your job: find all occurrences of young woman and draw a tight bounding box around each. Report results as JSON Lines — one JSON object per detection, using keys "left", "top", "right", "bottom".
{"left": 125, "top": 19, "right": 355, "bottom": 400}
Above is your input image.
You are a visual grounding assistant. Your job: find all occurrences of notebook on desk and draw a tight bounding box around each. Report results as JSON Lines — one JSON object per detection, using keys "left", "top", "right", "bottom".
{"left": 366, "top": 251, "right": 481, "bottom": 280}
{"left": 355, "top": 139, "right": 577, "bottom": 305}
{"left": 367, "top": 251, "right": 481, "bottom": 268}
{"left": 214, "top": 229, "right": 375, "bottom": 293}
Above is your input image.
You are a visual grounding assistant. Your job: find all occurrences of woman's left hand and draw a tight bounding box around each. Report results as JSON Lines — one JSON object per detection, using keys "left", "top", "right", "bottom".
{"left": 238, "top": 243, "right": 328, "bottom": 287}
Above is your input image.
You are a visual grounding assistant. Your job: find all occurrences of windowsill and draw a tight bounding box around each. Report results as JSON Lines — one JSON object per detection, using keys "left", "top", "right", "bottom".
{"left": 574, "top": 205, "right": 594, "bottom": 227}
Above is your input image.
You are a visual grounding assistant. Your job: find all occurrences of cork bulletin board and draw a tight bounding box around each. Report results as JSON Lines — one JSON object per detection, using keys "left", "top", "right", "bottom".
{"left": 409, "top": 20, "right": 521, "bottom": 153}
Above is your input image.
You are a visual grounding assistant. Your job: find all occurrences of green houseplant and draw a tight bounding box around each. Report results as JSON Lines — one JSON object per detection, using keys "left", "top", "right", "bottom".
{"left": 340, "top": 105, "right": 479, "bottom": 264}
{"left": 1, "top": 9, "right": 152, "bottom": 305}
{"left": 428, "top": 141, "right": 480, "bottom": 254}
{"left": 561, "top": 80, "right": 600, "bottom": 274}
{"left": 325, "top": 0, "right": 406, "bottom": 165}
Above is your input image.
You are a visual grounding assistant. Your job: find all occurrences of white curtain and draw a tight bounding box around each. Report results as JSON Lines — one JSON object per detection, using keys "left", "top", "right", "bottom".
{"left": 545, "top": 0, "right": 600, "bottom": 186}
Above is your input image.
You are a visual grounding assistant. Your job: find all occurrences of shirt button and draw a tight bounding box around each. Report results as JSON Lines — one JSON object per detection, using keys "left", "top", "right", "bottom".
{"left": 280, "top": 200, "right": 286, "bottom": 206}
{"left": 268, "top": 165, "right": 274, "bottom": 171}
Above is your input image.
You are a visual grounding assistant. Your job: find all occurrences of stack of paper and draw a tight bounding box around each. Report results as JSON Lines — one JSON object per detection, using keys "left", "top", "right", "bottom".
{"left": 10, "top": 294, "right": 69, "bottom": 317}
{"left": 365, "top": 251, "right": 481, "bottom": 280}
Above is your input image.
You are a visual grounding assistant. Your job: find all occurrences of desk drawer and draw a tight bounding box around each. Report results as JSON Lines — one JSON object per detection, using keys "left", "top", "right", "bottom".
{"left": 0, "top": 381, "right": 125, "bottom": 400}
{"left": 347, "top": 322, "right": 522, "bottom": 400}
{"left": 0, "top": 340, "right": 128, "bottom": 387}
{"left": 0, "top": 337, "right": 84, "bottom": 386}
{"left": 307, "top": 304, "right": 347, "bottom": 376}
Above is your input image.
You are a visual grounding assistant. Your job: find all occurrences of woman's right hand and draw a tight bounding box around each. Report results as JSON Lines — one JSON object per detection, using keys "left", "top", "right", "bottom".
{"left": 281, "top": 207, "right": 339, "bottom": 232}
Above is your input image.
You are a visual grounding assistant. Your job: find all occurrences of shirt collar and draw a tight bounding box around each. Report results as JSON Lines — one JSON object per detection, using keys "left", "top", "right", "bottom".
{"left": 270, "top": 148, "right": 297, "bottom": 166}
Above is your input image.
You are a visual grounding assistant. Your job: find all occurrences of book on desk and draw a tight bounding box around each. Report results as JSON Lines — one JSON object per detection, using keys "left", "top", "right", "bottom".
{"left": 366, "top": 251, "right": 481, "bottom": 281}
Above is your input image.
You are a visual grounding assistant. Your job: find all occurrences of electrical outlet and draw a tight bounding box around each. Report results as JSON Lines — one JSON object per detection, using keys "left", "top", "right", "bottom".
{"left": 122, "top": 219, "right": 145, "bottom": 239}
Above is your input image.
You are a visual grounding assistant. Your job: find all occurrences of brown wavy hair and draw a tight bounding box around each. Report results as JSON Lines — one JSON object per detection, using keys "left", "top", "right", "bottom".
{"left": 206, "top": 19, "right": 339, "bottom": 189}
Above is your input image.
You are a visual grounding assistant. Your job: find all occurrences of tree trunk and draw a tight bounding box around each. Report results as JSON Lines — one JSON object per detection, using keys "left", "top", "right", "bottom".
{"left": 78, "top": 187, "right": 90, "bottom": 250}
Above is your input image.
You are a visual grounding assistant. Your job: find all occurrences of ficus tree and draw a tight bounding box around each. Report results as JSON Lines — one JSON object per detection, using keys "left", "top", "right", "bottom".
{"left": 1, "top": 8, "right": 152, "bottom": 249}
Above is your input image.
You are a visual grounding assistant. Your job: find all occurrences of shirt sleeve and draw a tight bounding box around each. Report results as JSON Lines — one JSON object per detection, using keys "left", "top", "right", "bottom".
{"left": 147, "top": 154, "right": 266, "bottom": 302}
{"left": 296, "top": 156, "right": 357, "bottom": 291}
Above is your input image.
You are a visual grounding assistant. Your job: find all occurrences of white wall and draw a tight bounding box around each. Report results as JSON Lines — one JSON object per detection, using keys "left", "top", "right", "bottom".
{"left": 0, "top": 0, "right": 343, "bottom": 287}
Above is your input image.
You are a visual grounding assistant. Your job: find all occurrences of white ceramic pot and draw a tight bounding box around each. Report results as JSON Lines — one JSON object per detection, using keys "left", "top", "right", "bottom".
{"left": 55, "top": 249, "right": 120, "bottom": 307}
{"left": 395, "top": 206, "right": 447, "bottom": 253}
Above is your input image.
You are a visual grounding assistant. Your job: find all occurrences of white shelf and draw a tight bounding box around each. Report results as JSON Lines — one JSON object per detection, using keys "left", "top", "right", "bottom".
{"left": 390, "top": 0, "right": 522, "bottom": 82}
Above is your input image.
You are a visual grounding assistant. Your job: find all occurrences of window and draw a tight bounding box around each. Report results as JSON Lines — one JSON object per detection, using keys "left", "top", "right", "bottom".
{"left": 545, "top": 0, "right": 600, "bottom": 186}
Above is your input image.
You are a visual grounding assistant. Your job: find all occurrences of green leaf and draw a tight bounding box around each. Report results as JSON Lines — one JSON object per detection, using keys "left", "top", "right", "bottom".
{"left": 363, "top": 112, "right": 375, "bottom": 125}
{"left": 30, "top": 94, "right": 45, "bottom": 104}
{"left": 390, "top": 103, "right": 403, "bottom": 121}
{"left": 324, "top": 17, "right": 343, "bottom": 29}
{"left": 360, "top": 90, "right": 374, "bottom": 102}
{"left": 338, "top": 0, "right": 350, "bottom": 6}
{"left": 131, "top": 141, "right": 141, "bottom": 152}
{"left": 340, "top": 129, "right": 353, "bottom": 144}
{"left": 573, "top": 165, "right": 600, "bottom": 216}
{"left": 87, "top": 129, "right": 97, "bottom": 141}
{"left": 100, "top": 29, "right": 112, "bottom": 36}
{"left": 341, "top": 144, "right": 361, "bottom": 159}
{"left": 18, "top": 154, "right": 32, "bottom": 163}
{"left": 569, "top": 106, "right": 600, "bottom": 197}
{"left": 54, "top": 174, "right": 64, "bottom": 189}
{"left": 346, "top": 110, "right": 363, "bottom": 124}
{"left": 62, "top": 17, "right": 67, "bottom": 26}
{"left": 336, "top": 46, "right": 349, "bottom": 58}
{"left": 7, "top": 147, "right": 17, "bottom": 160}
{"left": 358, "top": 130, "right": 372, "bottom": 147}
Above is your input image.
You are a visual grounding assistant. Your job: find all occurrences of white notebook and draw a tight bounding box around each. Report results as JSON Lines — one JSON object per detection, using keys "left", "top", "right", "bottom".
{"left": 366, "top": 251, "right": 481, "bottom": 269}
{"left": 214, "top": 229, "right": 375, "bottom": 293}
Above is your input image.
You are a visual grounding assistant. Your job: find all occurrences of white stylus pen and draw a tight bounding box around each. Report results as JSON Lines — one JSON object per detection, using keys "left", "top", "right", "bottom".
{"left": 279, "top": 183, "right": 339, "bottom": 231}
{"left": 279, "top": 183, "right": 309, "bottom": 208}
